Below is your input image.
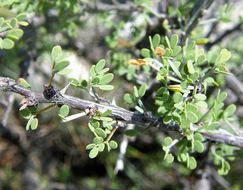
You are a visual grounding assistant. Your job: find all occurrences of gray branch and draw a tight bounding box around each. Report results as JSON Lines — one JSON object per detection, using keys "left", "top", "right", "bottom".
{"left": 1, "top": 76, "right": 243, "bottom": 148}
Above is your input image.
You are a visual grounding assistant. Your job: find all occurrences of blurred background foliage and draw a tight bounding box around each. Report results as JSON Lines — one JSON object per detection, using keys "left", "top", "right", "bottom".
{"left": 1, "top": 0, "right": 243, "bottom": 189}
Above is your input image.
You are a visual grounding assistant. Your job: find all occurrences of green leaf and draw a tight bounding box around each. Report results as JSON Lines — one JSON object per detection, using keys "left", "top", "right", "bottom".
{"left": 7, "top": 28, "right": 24, "bottom": 40}
{"left": 188, "top": 156, "right": 197, "bottom": 170}
{"left": 216, "top": 49, "right": 231, "bottom": 65}
{"left": 95, "top": 59, "right": 106, "bottom": 73}
{"left": 170, "top": 34, "right": 178, "bottom": 48}
{"left": 51, "top": 45, "right": 62, "bottom": 62}
{"left": 141, "top": 48, "right": 150, "bottom": 58}
{"left": 89, "top": 146, "right": 99, "bottom": 159}
{"left": 124, "top": 93, "right": 134, "bottom": 104}
{"left": 178, "top": 153, "right": 188, "bottom": 162}
{"left": 173, "top": 92, "right": 183, "bottom": 103}
{"left": 187, "top": 60, "right": 195, "bottom": 74}
{"left": 194, "top": 133, "right": 205, "bottom": 141}
{"left": 165, "top": 153, "right": 174, "bottom": 164}
{"left": 18, "top": 78, "right": 31, "bottom": 88}
{"left": 194, "top": 93, "right": 207, "bottom": 101}
{"left": 93, "top": 84, "right": 114, "bottom": 91}
{"left": 59, "top": 105, "right": 69, "bottom": 118}
{"left": 224, "top": 104, "right": 236, "bottom": 117}
{"left": 95, "top": 128, "right": 107, "bottom": 138}
{"left": 195, "top": 101, "right": 208, "bottom": 108}
{"left": 93, "top": 137, "right": 104, "bottom": 144}
{"left": 31, "top": 118, "right": 38, "bottom": 130}
{"left": 18, "top": 21, "right": 29, "bottom": 26}
{"left": 187, "top": 111, "right": 199, "bottom": 123}
{"left": 138, "top": 84, "right": 147, "bottom": 97}
{"left": 98, "top": 143, "right": 105, "bottom": 152}
{"left": 218, "top": 92, "right": 227, "bottom": 102}
{"left": 26, "top": 116, "right": 34, "bottom": 130}
{"left": 54, "top": 61, "right": 69, "bottom": 73}
{"left": 125, "top": 129, "right": 138, "bottom": 136}
{"left": 2, "top": 38, "right": 14, "bottom": 49}
{"left": 168, "top": 60, "right": 182, "bottom": 78}
{"left": 205, "top": 122, "right": 220, "bottom": 130}
{"left": 19, "top": 108, "right": 32, "bottom": 119}
{"left": 86, "top": 143, "right": 95, "bottom": 150}
{"left": 194, "top": 140, "right": 204, "bottom": 153}
{"left": 163, "top": 137, "right": 173, "bottom": 146}
{"left": 133, "top": 86, "right": 139, "bottom": 98}
{"left": 152, "top": 34, "right": 160, "bottom": 47}
{"left": 17, "top": 13, "right": 26, "bottom": 21}
{"left": 99, "top": 73, "right": 114, "bottom": 84}
{"left": 109, "top": 140, "right": 118, "bottom": 149}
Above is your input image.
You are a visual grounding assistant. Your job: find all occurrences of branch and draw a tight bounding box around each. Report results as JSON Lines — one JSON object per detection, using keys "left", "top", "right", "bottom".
{"left": 206, "top": 22, "right": 242, "bottom": 49}
{"left": 1, "top": 76, "right": 243, "bottom": 148}
{"left": 0, "top": 77, "right": 180, "bottom": 132}
{"left": 181, "top": 0, "right": 214, "bottom": 43}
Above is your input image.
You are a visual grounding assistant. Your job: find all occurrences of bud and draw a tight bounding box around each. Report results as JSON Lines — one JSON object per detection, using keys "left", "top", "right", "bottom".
{"left": 128, "top": 59, "right": 146, "bottom": 66}
{"left": 155, "top": 47, "right": 165, "bottom": 57}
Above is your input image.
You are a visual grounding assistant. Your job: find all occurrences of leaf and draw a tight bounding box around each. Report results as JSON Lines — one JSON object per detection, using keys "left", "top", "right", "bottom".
{"left": 165, "top": 153, "right": 174, "bottom": 164}
{"left": 168, "top": 84, "right": 182, "bottom": 92}
{"left": 196, "top": 38, "right": 209, "bottom": 45}
{"left": 163, "top": 137, "right": 173, "bottom": 146}
{"left": 93, "top": 84, "right": 114, "bottom": 91}
{"left": 99, "top": 73, "right": 114, "bottom": 84}
{"left": 93, "top": 137, "right": 104, "bottom": 144}
{"left": 7, "top": 28, "right": 24, "bottom": 40}
{"left": 95, "top": 128, "right": 107, "bottom": 138}
{"left": 2, "top": 38, "right": 14, "bottom": 49}
{"left": 194, "top": 133, "right": 205, "bottom": 141}
{"left": 170, "top": 34, "right": 178, "bottom": 48}
{"left": 59, "top": 105, "right": 69, "bottom": 118}
{"left": 187, "top": 60, "right": 195, "bottom": 74}
{"left": 18, "top": 21, "right": 29, "bottom": 26}
{"left": 138, "top": 84, "right": 147, "bottom": 97}
{"left": 205, "top": 122, "right": 220, "bottom": 130}
{"left": 109, "top": 140, "right": 118, "bottom": 149}
{"left": 31, "top": 118, "right": 38, "bottom": 130}
{"left": 133, "top": 86, "right": 139, "bottom": 98}
{"left": 95, "top": 59, "right": 106, "bottom": 72}
{"left": 125, "top": 129, "right": 138, "bottom": 136}
{"left": 26, "top": 116, "right": 34, "bottom": 130}
{"left": 98, "top": 143, "right": 105, "bottom": 152}
{"left": 152, "top": 34, "right": 160, "bottom": 47}
{"left": 124, "top": 93, "right": 134, "bottom": 104}
{"left": 194, "top": 93, "right": 206, "bottom": 101}
{"left": 224, "top": 104, "right": 236, "bottom": 118}
{"left": 54, "top": 61, "right": 70, "bottom": 73}
{"left": 216, "top": 49, "right": 231, "bottom": 65}
{"left": 17, "top": 13, "right": 26, "bottom": 21}
{"left": 89, "top": 146, "right": 99, "bottom": 159}
{"left": 18, "top": 78, "right": 31, "bottom": 88}
{"left": 194, "top": 140, "right": 204, "bottom": 153}
{"left": 51, "top": 45, "right": 62, "bottom": 62}
{"left": 141, "top": 48, "right": 150, "bottom": 58}
{"left": 195, "top": 101, "right": 208, "bottom": 108}
{"left": 168, "top": 60, "right": 182, "bottom": 78}
{"left": 86, "top": 143, "right": 95, "bottom": 150}
{"left": 188, "top": 156, "right": 197, "bottom": 170}
{"left": 218, "top": 92, "right": 227, "bottom": 102}
{"left": 187, "top": 111, "right": 199, "bottom": 123}
{"left": 173, "top": 92, "right": 183, "bottom": 103}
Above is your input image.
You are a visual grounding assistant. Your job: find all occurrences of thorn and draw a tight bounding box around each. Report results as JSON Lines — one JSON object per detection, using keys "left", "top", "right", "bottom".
{"left": 60, "top": 82, "right": 71, "bottom": 94}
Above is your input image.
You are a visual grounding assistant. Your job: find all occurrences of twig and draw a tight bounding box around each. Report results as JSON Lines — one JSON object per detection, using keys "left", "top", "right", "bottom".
{"left": 206, "top": 22, "right": 242, "bottom": 49}
{"left": 1, "top": 76, "right": 243, "bottom": 148}
{"left": 181, "top": 0, "right": 214, "bottom": 44}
